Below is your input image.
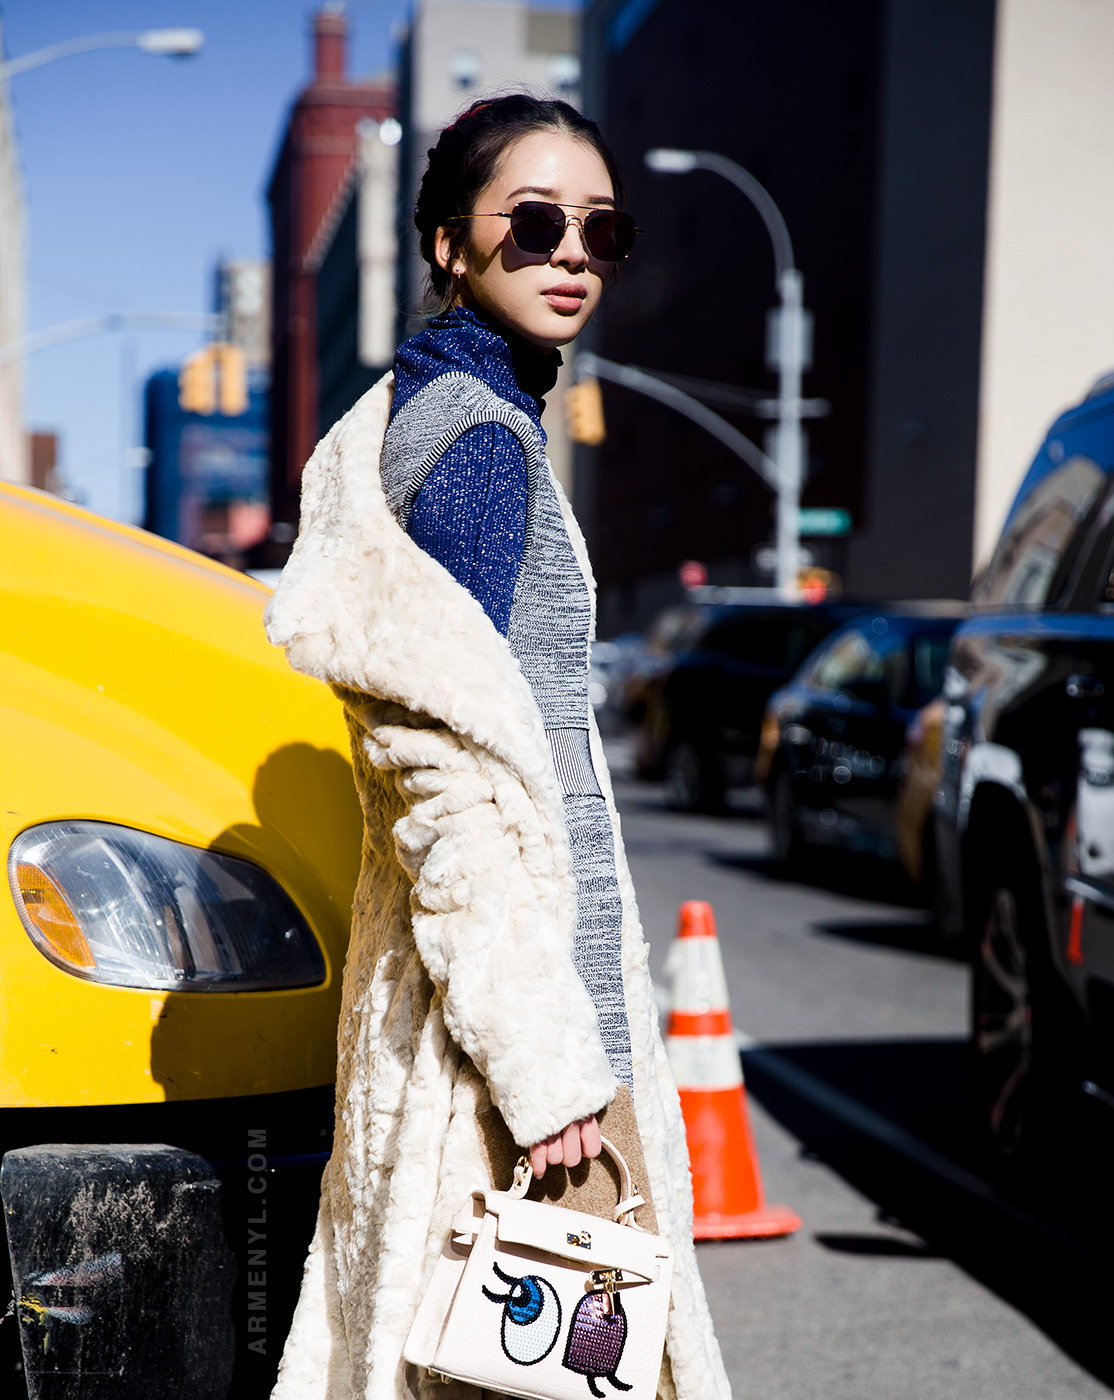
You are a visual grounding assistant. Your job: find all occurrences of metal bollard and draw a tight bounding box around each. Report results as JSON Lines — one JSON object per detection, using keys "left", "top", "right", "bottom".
{"left": 2, "top": 1144, "right": 236, "bottom": 1399}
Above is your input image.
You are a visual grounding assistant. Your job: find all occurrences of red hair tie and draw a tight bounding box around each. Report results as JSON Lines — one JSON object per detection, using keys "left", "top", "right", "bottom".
{"left": 449, "top": 100, "right": 493, "bottom": 129}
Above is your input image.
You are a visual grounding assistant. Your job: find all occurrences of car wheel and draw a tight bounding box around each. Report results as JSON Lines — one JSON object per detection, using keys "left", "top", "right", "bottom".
{"left": 970, "top": 852, "right": 1082, "bottom": 1167}
{"left": 769, "top": 766, "right": 805, "bottom": 869}
{"left": 664, "top": 740, "right": 724, "bottom": 812}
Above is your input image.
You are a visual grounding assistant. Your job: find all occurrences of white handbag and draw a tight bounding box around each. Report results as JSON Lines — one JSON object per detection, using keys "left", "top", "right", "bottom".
{"left": 404, "top": 1136, "right": 673, "bottom": 1400}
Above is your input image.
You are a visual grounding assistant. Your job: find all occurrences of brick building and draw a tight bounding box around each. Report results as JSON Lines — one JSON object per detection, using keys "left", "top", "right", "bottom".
{"left": 267, "top": 7, "right": 394, "bottom": 540}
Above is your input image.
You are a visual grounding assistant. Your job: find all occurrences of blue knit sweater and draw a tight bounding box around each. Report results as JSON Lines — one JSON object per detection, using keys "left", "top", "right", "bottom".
{"left": 383, "top": 307, "right": 634, "bottom": 1088}
{"left": 391, "top": 307, "right": 557, "bottom": 634}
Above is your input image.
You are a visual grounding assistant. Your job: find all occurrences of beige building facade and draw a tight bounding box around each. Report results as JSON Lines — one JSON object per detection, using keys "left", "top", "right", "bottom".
{"left": 975, "top": 0, "right": 1114, "bottom": 565}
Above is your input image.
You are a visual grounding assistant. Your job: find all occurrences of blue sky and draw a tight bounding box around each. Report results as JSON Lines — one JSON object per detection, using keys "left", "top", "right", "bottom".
{"left": 3, "top": 0, "right": 413, "bottom": 519}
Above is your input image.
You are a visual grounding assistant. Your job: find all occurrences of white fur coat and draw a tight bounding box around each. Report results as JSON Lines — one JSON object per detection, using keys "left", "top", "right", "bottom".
{"left": 264, "top": 373, "right": 731, "bottom": 1400}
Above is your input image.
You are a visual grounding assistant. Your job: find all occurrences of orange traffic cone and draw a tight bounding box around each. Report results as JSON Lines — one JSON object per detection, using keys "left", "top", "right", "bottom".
{"left": 665, "top": 900, "right": 801, "bottom": 1239}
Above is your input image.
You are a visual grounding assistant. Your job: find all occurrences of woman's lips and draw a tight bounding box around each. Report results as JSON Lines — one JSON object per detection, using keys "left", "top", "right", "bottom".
{"left": 542, "top": 284, "right": 587, "bottom": 314}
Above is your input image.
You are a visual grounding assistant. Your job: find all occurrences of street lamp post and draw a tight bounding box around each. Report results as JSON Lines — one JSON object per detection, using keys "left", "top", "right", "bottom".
{"left": 0, "top": 29, "right": 204, "bottom": 81}
{"left": 645, "top": 148, "right": 811, "bottom": 599}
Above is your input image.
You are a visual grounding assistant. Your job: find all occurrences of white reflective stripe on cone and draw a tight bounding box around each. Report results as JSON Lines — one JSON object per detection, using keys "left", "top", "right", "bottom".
{"left": 665, "top": 1034, "right": 744, "bottom": 1091}
{"left": 664, "top": 937, "right": 731, "bottom": 1014}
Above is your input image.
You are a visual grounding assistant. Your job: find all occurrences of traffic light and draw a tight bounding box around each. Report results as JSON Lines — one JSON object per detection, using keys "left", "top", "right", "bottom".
{"left": 798, "top": 567, "right": 841, "bottom": 603}
{"left": 179, "top": 348, "right": 214, "bottom": 414}
{"left": 178, "top": 344, "right": 248, "bottom": 416}
{"left": 564, "top": 378, "right": 606, "bottom": 445}
{"left": 217, "top": 343, "right": 247, "bottom": 416}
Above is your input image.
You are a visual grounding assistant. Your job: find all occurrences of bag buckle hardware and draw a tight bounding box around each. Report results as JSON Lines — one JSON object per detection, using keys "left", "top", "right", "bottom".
{"left": 566, "top": 1229, "right": 592, "bottom": 1249}
{"left": 588, "top": 1268, "right": 623, "bottom": 1315}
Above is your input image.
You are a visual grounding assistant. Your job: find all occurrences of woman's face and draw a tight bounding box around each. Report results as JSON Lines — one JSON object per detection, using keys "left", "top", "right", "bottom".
{"left": 436, "top": 130, "right": 616, "bottom": 351}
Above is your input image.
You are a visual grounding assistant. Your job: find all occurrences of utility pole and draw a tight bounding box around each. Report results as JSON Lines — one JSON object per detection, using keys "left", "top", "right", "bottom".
{"left": 645, "top": 149, "right": 811, "bottom": 599}
{"left": 768, "top": 267, "right": 808, "bottom": 598}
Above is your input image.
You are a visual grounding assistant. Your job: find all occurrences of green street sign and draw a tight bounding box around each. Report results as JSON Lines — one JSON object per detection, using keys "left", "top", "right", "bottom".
{"left": 799, "top": 507, "right": 852, "bottom": 537}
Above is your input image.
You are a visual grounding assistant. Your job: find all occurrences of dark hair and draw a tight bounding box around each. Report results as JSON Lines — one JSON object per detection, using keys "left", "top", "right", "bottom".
{"left": 414, "top": 94, "right": 627, "bottom": 311}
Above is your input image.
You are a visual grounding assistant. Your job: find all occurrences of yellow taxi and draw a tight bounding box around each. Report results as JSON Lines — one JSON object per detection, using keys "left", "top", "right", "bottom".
{"left": 0, "top": 482, "right": 362, "bottom": 1391}
{"left": 0, "top": 481, "right": 361, "bottom": 1109}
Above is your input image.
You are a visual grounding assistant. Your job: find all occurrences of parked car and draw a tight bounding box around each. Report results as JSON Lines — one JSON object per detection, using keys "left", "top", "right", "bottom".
{"left": 757, "top": 607, "right": 964, "bottom": 867}
{"left": 588, "top": 632, "right": 645, "bottom": 726}
{"left": 0, "top": 482, "right": 362, "bottom": 1387}
{"left": 635, "top": 597, "right": 862, "bottom": 810}
{"left": 936, "top": 369, "right": 1114, "bottom": 1163}
{"left": 618, "top": 605, "right": 717, "bottom": 733}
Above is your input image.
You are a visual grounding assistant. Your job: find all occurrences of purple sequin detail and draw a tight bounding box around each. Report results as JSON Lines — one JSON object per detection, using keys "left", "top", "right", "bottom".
{"left": 562, "top": 1293, "right": 628, "bottom": 1376}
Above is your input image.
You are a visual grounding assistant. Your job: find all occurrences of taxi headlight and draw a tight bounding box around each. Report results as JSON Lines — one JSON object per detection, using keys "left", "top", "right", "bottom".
{"left": 8, "top": 821, "right": 326, "bottom": 991}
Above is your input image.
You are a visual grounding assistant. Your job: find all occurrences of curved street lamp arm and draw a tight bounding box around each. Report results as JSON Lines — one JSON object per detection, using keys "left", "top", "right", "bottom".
{"left": 1, "top": 29, "right": 203, "bottom": 79}
{"left": 578, "top": 352, "right": 780, "bottom": 491}
{"left": 687, "top": 151, "right": 795, "bottom": 282}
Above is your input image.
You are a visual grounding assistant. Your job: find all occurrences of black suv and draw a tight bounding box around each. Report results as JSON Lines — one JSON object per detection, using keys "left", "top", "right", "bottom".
{"left": 937, "top": 372, "right": 1114, "bottom": 1161}
{"left": 633, "top": 596, "right": 860, "bottom": 810}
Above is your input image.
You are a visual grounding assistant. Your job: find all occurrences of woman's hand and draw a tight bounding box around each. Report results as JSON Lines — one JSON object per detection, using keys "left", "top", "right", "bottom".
{"left": 528, "top": 1115, "right": 601, "bottom": 1177}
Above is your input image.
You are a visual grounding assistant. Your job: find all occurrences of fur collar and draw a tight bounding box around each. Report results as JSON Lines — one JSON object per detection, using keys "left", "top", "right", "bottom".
{"left": 264, "top": 371, "right": 571, "bottom": 826}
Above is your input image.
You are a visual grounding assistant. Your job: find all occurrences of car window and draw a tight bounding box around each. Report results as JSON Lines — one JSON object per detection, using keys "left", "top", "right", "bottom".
{"left": 701, "top": 615, "right": 826, "bottom": 670}
{"left": 911, "top": 634, "right": 951, "bottom": 705}
{"left": 809, "top": 628, "right": 885, "bottom": 691}
{"left": 1068, "top": 483, "right": 1114, "bottom": 610}
{"left": 976, "top": 455, "right": 1105, "bottom": 608}
{"left": 646, "top": 606, "right": 708, "bottom": 654}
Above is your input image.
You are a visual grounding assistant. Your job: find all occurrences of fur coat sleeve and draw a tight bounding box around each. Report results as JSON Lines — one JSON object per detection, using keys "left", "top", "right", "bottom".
{"left": 265, "top": 373, "right": 616, "bottom": 1147}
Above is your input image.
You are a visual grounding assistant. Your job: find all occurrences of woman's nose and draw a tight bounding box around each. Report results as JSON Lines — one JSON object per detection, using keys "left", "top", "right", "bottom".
{"left": 552, "top": 219, "right": 589, "bottom": 270}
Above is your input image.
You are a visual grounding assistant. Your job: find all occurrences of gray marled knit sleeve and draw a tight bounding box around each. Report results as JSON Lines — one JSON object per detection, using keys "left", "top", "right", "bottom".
{"left": 381, "top": 371, "right": 634, "bottom": 1087}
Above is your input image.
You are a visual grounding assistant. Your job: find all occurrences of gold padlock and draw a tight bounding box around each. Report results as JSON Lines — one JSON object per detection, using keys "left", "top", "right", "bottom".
{"left": 588, "top": 1268, "right": 623, "bottom": 1315}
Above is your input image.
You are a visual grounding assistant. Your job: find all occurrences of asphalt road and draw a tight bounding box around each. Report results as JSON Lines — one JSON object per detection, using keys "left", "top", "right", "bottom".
{"left": 607, "top": 739, "right": 1114, "bottom": 1400}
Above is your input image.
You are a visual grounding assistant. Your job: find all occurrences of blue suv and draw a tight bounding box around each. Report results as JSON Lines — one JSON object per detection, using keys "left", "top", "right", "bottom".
{"left": 937, "top": 371, "right": 1114, "bottom": 1163}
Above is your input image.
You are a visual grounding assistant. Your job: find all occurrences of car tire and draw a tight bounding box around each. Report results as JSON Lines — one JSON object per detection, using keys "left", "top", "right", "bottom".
{"left": 769, "top": 766, "right": 806, "bottom": 870}
{"left": 663, "top": 740, "right": 724, "bottom": 813}
{"left": 969, "top": 843, "right": 1084, "bottom": 1169}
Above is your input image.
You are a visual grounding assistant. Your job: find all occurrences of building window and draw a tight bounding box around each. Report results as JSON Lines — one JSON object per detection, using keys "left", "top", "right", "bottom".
{"left": 548, "top": 54, "right": 580, "bottom": 94}
{"left": 449, "top": 49, "right": 481, "bottom": 89}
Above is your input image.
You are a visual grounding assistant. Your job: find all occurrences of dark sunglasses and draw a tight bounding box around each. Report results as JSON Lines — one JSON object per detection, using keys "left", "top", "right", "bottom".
{"left": 449, "top": 200, "right": 640, "bottom": 261}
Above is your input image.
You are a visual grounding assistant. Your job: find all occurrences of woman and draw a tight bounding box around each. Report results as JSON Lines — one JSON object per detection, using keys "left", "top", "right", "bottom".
{"left": 266, "top": 95, "right": 730, "bottom": 1400}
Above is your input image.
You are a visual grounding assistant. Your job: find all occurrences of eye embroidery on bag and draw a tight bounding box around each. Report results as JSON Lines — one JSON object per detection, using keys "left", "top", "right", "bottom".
{"left": 481, "top": 1260, "right": 634, "bottom": 1396}
{"left": 482, "top": 1261, "right": 563, "bottom": 1365}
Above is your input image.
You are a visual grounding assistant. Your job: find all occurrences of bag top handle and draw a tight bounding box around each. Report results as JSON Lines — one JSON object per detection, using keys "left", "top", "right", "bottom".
{"left": 509, "top": 1136, "right": 647, "bottom": 1227}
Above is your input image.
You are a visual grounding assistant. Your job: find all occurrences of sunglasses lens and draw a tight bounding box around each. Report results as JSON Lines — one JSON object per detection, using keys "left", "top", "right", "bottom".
{"left": 506, "top": 203, "right": 638, "bottom": 261}
{"left": 509, "top": 202, "right": 565, "bottom": 254}
{"left": 583, "top": 210, "right": 637, "bottom": 261}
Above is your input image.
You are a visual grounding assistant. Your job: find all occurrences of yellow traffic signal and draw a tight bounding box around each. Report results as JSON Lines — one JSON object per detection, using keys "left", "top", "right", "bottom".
{"left": 565, "top": 379, "right": 606, "bottom": 446}
{"left": 217, "top": 343, "right": 247, "bottom": 416}
{"left": 179, "top": 349, "right": 214, "bottom": 414}
{"left": 178, "top": 343, "right": 248, "bottom": 417}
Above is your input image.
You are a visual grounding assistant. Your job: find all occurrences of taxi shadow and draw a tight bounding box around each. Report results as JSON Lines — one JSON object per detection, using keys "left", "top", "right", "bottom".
{"left": 148, "top": 740, "right": 361, "bottom": 1095}
{"left": 744, "top": 1037, "right": 1114, "bottom": 1387}
{"left": 143, "top": 741, "right": 359, "bottom": 1398}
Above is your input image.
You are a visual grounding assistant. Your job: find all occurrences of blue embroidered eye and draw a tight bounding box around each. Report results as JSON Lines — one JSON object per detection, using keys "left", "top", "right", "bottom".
{"left": 507, "top": 1275, "right": 544, "bottom": 1325}
{"left": 482, "top": 1262, "right": 562, "bottom": 1365}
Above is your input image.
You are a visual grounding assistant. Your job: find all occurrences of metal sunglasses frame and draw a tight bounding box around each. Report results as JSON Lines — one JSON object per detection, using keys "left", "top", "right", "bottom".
{"left": 446, "top": 200, "right": 641, "bottom": 261}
